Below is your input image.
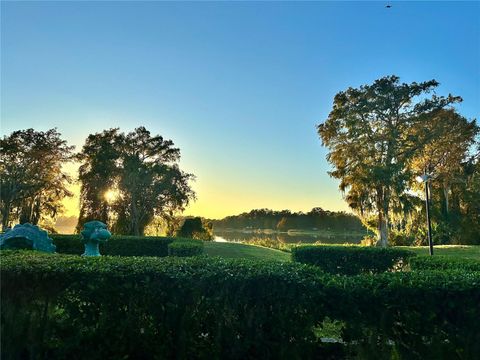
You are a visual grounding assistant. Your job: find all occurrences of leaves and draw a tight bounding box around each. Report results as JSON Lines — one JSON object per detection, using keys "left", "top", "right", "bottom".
{"left": 1, "top": 251, "right": 479, "bottom": 359}
{"left": 291, "top": 245, "right": 415, "bottom": 275}
{"left": 77, "top": 127, "right": 196, "bottom": 236}
{"left": 318, "top": 75, "right": 463, "bottom": 245}
{"left": 0, "top": 129, "right": 74, "bottom": 229}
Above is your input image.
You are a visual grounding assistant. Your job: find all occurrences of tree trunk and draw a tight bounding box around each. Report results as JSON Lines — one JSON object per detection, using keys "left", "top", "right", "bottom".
{"left": 376, "top": 188, "right": 390, "bottom": 247}
{"left": 443, "top": 183, "right": 450, "bottom": 221}
{"left": 19, "top": 200, "right": 33, "bottom": 224}
{"left": 31, "top": 196, "right": 41, "bottom": 225}
{"left": 377, "top": 210, "right": 389, "bottom": 247}
{"left": 1, "top": 202, "right": 11, "bottom": 231}
{"left": 130, "top": 199, "right": 140, "bottom": 236}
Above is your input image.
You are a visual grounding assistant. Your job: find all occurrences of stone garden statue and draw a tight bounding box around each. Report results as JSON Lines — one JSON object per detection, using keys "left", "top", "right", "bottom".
{"left": 0, "top": 223, "right": 56, "bottom": 253}
{"left": 81, "top": 220, "right": 112, "bottom": 256}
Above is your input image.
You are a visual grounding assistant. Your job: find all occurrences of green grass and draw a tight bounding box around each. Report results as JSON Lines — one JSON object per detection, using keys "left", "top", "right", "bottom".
{"left": 399, "top": 245, "right": 480, "bottom": 260}
{"left": 203, "top": 241, "right": 290, "bottom": 262}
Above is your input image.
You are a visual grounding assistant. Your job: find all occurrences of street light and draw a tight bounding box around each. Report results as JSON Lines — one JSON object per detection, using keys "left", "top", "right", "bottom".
{"left": 416, "top": 173, "right": 434, "bottom": 256}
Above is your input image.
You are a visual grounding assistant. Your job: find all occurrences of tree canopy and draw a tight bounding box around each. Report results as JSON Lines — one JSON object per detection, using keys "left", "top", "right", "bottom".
{"left": 318, "top": 75, "right": 466, "bottom": 246}
{"left": 210, "top": 208, "right": 365, "bottom": 233}
{"left": 77, "top": 128, "right": 121, "bottom": 228}
{"left": 0, "top": 128, "right": 74, "bottom": 230}
{"left": 77, "top": 127, "right": 195, "bottom": 236}
{"left": 176, "top": 217, "right": 213, "bottom": 240}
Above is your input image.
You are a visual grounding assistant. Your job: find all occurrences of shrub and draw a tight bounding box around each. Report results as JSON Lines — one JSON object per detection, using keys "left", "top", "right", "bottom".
{"left": 0, "top": 251, "right": 480, "bottom": 360}
{"left": 360, "top": 235, "right": 376, "bottom": 246}
{"left": 291, "top": 245, "right": 415, "bottom": 275}
{"left": 168, "top": 240, "right": 204, "bottom": 257}
{"left": 337, "top": 270, "right": 480, "bottom": 359}
{"left": 0, "top": 252, "right": 329, "bottom": 359}
{"left": 432, "top": 222, "right": 453, "bottom": 245}
{"left": 52, "top": 234, "right": 174, "bottom": 257}
{"left": 410, "top": 255, "right": 480, "bottom": 272}
{"left": 388, "top": 230, "right": 415, "bottom": 246}
{"left": 2, "top": 251, "right": 480, "bottom": 359}
{"left": 176, "top": 217, "right": 213, "bottom": 240}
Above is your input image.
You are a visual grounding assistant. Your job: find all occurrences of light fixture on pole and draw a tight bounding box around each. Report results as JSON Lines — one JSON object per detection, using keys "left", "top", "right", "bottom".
{"left": 416, "top": 173, "right": 434, "bottom": 256}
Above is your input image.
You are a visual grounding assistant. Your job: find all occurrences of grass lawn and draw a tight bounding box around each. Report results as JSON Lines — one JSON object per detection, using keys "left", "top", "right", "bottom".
{"left": 400, "top": 245, "right": 480, "bottom": 260}
{"left": 203, "top": 241, "right": 290, "bottom": 262}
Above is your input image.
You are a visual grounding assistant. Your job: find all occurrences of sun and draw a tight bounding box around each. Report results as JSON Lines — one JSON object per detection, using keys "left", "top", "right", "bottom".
{"left": 104, "top": 189, "right": 119, "bottom": 203}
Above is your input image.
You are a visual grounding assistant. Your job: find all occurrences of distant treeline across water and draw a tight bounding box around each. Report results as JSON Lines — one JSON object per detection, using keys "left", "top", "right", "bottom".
{"left": 213, "top": 229, "right": 366, "bottom": 246}
{"left": 209, "top": 208, "right": 366, "bottom": 233}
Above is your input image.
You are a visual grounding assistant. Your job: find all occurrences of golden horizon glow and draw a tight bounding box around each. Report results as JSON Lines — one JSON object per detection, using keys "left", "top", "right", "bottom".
{"left": 61, "top": 162, "right": 350, "bottom": 221}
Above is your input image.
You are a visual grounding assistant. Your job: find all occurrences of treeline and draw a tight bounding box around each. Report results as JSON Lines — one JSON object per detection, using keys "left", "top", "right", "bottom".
{"left": 0, "top": 127, "right": 195, "bottom": 236}
{"left": 2, "top": 76, "right": 478, "bottom": 244}
{"left": 210, "top": 208, "right": 366, "bottom": 233}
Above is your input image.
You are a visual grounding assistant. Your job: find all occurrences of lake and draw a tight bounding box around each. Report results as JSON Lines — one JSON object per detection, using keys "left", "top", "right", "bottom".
{"left": 213, "top": 229, "right": 366, "bottom": 246}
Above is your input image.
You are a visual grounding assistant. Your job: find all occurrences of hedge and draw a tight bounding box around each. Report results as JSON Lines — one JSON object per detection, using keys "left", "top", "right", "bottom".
{"left": 52, "top": 234, "right": 175, "bottom": 257}
{"left": 1, "top": 251, "right": 479, "bottom": 359}
{"left": 291, "top": 245, "right": 415, "bottom": 275}
{"left": 168, "top": 240, "right": 204, "bottom": 257}
{"left": 409, "top": 255, "right": 480, "bottom": 272}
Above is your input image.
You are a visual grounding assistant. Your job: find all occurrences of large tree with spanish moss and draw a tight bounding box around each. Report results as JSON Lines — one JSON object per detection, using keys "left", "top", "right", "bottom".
{"left": 77, "top": 127, "right": 195, "bottom": 236}
{"left": 317, "top": 75, "right": 462, "bottom": 246}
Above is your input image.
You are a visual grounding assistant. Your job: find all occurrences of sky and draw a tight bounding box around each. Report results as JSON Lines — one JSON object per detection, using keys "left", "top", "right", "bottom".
{"left": 1, "top": 1, "right": 479, "bottom": 219}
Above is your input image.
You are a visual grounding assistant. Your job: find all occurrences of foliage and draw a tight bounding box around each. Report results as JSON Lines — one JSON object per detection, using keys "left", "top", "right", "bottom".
{"left": 176, "top": 217, "right": 213, "bottom": 240}
{"left": 143, "top": 215, "right": 183, "bottom": 237}
{"left": 457, "top": 157, "right": 480, "bottom": 244}
{"left": 388, "top": 230, "right": 415, "bottom": 246}
{"left": 211, "top": 207, "right": 365, "bottom": 233}
{"left": 77, "top": 127, "right": 195, "bottom": 236}
{"left": 1, "top": 251, "right": 479, "bottom": 359}
{"left": 52, "top": 234, "right": 174, "bottom": 257}
{"left": 318, "top": 75, "right": 462, "bottom": 246}
{"left": 409, "top": 110, "right": 479, "bottom": 245}
{"left": 360, "top": 234, "right": 377, "bottom": 246}
{"left": 409, "top": 255, "right": 480, "bottom": 272}
{"left": 76, "top": 128, "right": 121, "bottom": 229}
{"left": 291, "top": 245, "right": 415, "bottom": 275}
{"left": 0, "top": 128, "right": 74, "bottom": 230}
{"left": 168, "top": 240, "right": 204, "bottom": 256}
{"left": 400, "top": 245, "right": 480, "bottom": 260}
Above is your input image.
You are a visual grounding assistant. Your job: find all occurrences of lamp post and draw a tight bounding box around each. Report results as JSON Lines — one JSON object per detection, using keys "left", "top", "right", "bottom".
{"left": 416, "top": 173, "right": 434, "bottom": 256}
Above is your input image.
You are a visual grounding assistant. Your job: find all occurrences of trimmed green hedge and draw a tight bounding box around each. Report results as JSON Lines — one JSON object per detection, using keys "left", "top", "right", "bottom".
{"left": 1, "top": 251, "right": 479, "bottom": 359}
{"left": 168, "top": 240, "right": 204, "bottom": 257}
{"left": 410, "top": 255, "right": 480, "bottom": 272}
{"left": 52, "top": 234, "right": 175, "bottom": 257}
{"left": 53, "top": 235, "right": 204, "bottom": 257}
{"left": 291, "top": 245, "right": 415, "bottom": 275}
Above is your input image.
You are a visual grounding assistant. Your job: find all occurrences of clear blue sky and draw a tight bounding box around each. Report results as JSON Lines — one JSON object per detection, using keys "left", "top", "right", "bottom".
{"left": 1, "top": 1, "right": 479, "bottom": 218}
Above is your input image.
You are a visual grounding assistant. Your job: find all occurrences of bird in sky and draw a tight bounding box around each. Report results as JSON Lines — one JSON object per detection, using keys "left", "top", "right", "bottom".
{"left": 386, "top": 4, "right": 392, "bottom": 8}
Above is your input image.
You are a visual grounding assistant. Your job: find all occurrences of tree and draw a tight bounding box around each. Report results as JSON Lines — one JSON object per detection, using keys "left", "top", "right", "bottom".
{"left": 77, "top": 128, "right": 122, "bottom": 230}
{"left": 457, "top": 153, "right": 480, "bottom": 244}
{"left": 77, "top": 127, "right": 195, "bottom": 236}
{"left": 0, "top": 129, "right": 74, "bottom": 230}
{"left": 410, "top": 109, "right": 478, "bottom": 221}
{"left": 318, "top": 76, "right": 461, "bottom": 246}
{"left": 276, "top": 216, "right": 291, "bottom": 231}
{"left": 176, "top": 217, "right": 213, "bottom": 240}
{"left": 210, "top": 208, "right": 364, "bottom": 233}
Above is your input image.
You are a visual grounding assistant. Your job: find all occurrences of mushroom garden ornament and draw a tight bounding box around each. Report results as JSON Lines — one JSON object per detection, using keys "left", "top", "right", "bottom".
{"left": 81, "top": 220, "right": 112, "bottom": 256}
